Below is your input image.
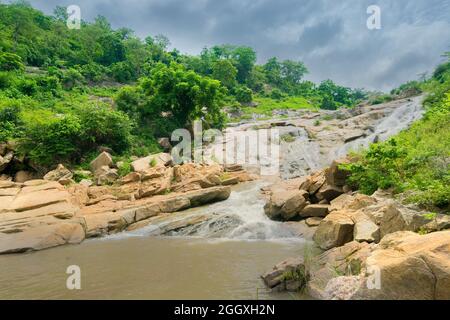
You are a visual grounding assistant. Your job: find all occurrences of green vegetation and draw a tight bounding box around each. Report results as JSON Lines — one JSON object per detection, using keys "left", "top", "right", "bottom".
{"left": 344, "top": 54, "right": 450, "bottom": 212}
{"left": 0, "top": 1, "right": 368, "bottom": 172}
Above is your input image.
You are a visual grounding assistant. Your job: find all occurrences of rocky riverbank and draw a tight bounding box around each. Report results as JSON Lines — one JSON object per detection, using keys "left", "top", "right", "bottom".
{"left": 261, "top": 161, "right": 450, "bottom": 299}
{"left": 0, "top": 152, "right": 256, "bottom": 254}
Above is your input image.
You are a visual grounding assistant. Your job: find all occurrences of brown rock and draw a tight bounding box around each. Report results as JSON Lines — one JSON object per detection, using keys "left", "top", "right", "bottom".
{"left": 14, "top": 170, "right": 35, "bottom": 183}
{"left": 313, "top": 211, "right": 355, "bottom": 250}
{"left": 306, "top": 217, "right": 323, "bottom": 227}
{"left": 44, "top": 164, "right": 73, "bottom": 182}
{"left": 300, "top": 204, "right": 329, "bottom": 218}
{"left": 90, "top": 151, "right": 113, "bottom": 173}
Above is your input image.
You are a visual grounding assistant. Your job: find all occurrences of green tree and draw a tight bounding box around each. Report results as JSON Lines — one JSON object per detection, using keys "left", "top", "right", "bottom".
{"left": 212, "top": 59, "right": 237, "bottom": 89}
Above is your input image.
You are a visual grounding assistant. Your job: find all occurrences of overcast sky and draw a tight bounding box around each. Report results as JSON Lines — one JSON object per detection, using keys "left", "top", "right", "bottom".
{"left": 18, "top": 0, "right": 450, "bottom": 91}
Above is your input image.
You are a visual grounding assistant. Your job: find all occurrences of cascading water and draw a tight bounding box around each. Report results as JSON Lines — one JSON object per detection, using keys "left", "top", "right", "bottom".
{"left": 333, "top": 96, "right": 424, "bottom": 158}
{"left": 116, "top": 181, "right": 302, "bottom": 241}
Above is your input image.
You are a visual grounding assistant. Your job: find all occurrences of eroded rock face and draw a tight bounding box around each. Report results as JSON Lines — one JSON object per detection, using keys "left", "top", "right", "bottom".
{"left": 264, "top": 189, "right": 308, "bottom": 220}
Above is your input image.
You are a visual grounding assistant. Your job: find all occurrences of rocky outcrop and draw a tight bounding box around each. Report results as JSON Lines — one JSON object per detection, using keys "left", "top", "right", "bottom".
{"left": 0, "top": 161, "right": 245, "bottom": 254}
{"left": 264, "top": 161, "right": 349, "bottom": 221}
{"left": 312, "top": 231, "right": 450, "bottom": 300}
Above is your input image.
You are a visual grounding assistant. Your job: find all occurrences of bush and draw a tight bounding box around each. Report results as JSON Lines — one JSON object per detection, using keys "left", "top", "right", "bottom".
{"left": 235, "top": 86, "right": 253, "bottom": 104}
{"left": 19, "top": 111, "right": 82, "bottom": 167}
{"left": 0, "top": 52, "right": 25, "bottom": 72}
{"left": 320, "top": 95, "right": 337, "bottom": 110}
{"left": 270, "top": 88, "right": 285, "bottom": 100}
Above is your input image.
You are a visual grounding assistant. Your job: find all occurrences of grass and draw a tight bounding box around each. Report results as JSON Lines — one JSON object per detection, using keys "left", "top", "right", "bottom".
{"left": 231, "top": 95, "right": 319, "bottom": 121}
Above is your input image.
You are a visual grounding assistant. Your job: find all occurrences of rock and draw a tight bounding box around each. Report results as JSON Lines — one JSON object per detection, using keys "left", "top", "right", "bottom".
{"left": 343, "top": 129, "right": 366, "bottom": 143}
{"left": 0, "top": 181, "right": 16, "bottom": 189}
{"left": 325, "top": 158, "right": 351, "bottom": 187}
{"left": 121, "top": 172, "right": 141, "bottom": 184}
{"left": 299, "top": 204, "right": 329, "bottom": 218}
{"left": 158, "top": 137, "right": 171, "bottom": 151}
{"left": 220, "top": 176, "right": 239, "bottom": 186}
{"left": 364, "top": 202, "right": 407, "bottom": 238}
{"left": 423, "top": 214, "right": 450, "bottom": 232}
{"left": 89, "top": 151, "right": 113, "bottom": 173}
{"left": 0, "top": 174, "right": 11, "bottom": 181}
{"left": 264, "top": 189, "right": 308, "bottom": 220}
{"left": 261, "top": 257, "right": 305, "bottom": 289}
{"left": 313, "top": 211, "right": 355, "bottom": 250}
{"left": 329, "top": 194, "right": 355, "bottom": 212}
{"left": 14, "top": 170, "right": 35, "bottom": 183}
{"left": 83, "top": 212, "right": 127, "bottom": 238}
{"left": 315, "top": 184, "right": 343, "bottom": 202}
{"left": 0, "top": 151, "right": 14, "bottom": 172}
{"left": 352, "top": 231, "right": 450, "bottom": 300}
{"left": 0, "top": 187, "right": 20, "bottom": 196}
{"left": 300, "top": 171, "right": 326, "bottom": 195}
{"left": 353, "top": 212, "right": 380, "bottom": 243}
{"left": 131, "top": 153, "right": 173, "bottom": 172}
{"left": 307, "top": 241, "right": 374, "bottom": 299}
{"left": 306, "top": 217, "right": 323, "bottom": 227}
{"left": 44, "top": 164, "right": 73, "bottom": 182}
{"left": 0, "top": 222, "right": 85, "bottom": 254}
{"left": 79, "top": 179, "right": 93, "bottom": 187}
{"left": 323, "top": 276, "right": 363, "bottom": 300}
{"left": 224, "top": 164, "right": 243, "bottom": 172}
{"left": 284, "top": 221, "right": 317, "bottom": 241}
{"left": 9, "top": 189, "right": 71, "bottom": 212}
{"left": 0, "top": 143, "right": 6, "bottom": 156}
{"left": 94, "top": 166, "right": 119, "bottom": 185}
{"left": 186, "top": 186, "right": 231, "bottom": 206}
{"left": 57, "top": 178, "right": 74, "bottom": 186}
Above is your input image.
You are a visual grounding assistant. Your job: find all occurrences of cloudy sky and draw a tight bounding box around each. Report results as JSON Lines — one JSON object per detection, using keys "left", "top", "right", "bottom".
{"left": 19, "top": 0, "right": 450, "bottom": 91}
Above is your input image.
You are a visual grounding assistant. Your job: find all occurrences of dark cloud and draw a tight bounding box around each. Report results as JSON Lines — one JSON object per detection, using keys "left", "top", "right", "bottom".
{"left": 18, "top": 0, "right": 450, "bottom": 90}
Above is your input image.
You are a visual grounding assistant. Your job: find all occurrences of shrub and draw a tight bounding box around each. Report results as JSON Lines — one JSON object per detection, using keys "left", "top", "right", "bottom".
{"left": 270, "top": 88, "right": 285, "bottom": 100}
{"left": 235, "top": 86, "right": 253, "bottom": 104}
{"left": 0, "top": 52, "right": 25, "bottom": 72}
{"left": 19, "top": 111, "right": 82, "bottom": 167}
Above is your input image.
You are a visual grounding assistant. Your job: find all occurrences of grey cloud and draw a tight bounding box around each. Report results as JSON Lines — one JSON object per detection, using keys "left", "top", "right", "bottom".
{"left": 19, "top": 0, "right": 450, "bottom": 90}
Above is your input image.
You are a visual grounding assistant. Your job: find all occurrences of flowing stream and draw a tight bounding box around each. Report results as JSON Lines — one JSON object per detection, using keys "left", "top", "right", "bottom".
{"left": 0, "top": 97, "right": 424, "bottom": 299}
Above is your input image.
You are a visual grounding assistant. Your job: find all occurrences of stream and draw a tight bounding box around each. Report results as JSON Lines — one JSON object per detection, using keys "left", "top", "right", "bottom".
{"left": 0, "top": 96, "right": 424, "bottom": 299}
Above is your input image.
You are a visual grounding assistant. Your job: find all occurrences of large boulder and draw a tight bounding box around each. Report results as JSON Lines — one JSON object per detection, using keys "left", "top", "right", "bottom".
{"left": 0, "top": 222, "right": 85, "bottom": 254}
{"left": 315, "top": 184, "right": 344, "bottom": 202}
{"left": 90, "top": 151, "right": 113, "bottom": 173}
{"left": 264, "top": 189, "right": 308, "bottom": 220}
{"left": 352, "top": 231, "right": 450, "bottom": 300}
{"left": 14, "top": 170, "right": 35, "bottom": 183}
{"left": 313, "top": 211, "right": 355, "bottom": 250}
